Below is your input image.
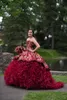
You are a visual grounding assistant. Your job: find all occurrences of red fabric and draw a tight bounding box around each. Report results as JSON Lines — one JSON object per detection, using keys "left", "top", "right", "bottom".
{"left": 15, "top": 50, "right": 44, "bottom": 63}
{"left": 4, "top": 59, "right": 64, "bottom": 89}
{"left": 4, "top": 42, "right": 64, "bottom": 89}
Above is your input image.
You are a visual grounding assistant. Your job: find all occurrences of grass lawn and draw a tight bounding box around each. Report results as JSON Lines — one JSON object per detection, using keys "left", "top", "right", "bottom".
{"left": 37, "top": 48, "right": 67, "bottom": 65}
{"left": 0, "top": 71, "right": 3, "bottom": 76}
{"left": 24, "top": 92, "right": 67, "bottom": 100}
{"left": 53, "top": 75, "right": 67, "bottom": 83}
{"left": 37, "top": 48, "right": 64, "bottom": 58}
{"left": 24, "top": 75, "right": 67, "bottom": 100}
{"left": 0, "top": 73, "right": 3, "bottom": 76}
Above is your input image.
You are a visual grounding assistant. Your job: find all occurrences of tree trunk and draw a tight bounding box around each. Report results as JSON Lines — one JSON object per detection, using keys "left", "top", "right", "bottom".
{"left": 51, "top": 22, "right": 54, "bottom": 49}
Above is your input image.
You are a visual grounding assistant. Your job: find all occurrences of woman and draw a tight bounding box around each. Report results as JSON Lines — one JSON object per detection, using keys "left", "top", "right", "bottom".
{"left": 4, "top": 29, "right": 64, "bottom": 89}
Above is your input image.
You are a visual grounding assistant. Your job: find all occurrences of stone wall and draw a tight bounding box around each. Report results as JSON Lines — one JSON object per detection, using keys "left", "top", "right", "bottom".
{"left": 0, "top": 52, "right": 14, "bottom": 72}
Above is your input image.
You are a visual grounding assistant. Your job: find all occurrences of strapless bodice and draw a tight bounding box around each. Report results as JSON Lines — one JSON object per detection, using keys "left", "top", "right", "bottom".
{"left": 26, "top": 40, "right": 34, "bottom": 49}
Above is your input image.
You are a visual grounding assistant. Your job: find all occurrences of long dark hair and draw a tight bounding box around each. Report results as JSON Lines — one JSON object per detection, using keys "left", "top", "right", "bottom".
{"left": 28, "top": 29, "right": 35, "bottom": 37}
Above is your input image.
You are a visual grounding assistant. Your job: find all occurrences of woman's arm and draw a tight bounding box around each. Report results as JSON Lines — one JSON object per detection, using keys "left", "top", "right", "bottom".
{"left": 32, "top": 37, "right": 40, "bottom": 52}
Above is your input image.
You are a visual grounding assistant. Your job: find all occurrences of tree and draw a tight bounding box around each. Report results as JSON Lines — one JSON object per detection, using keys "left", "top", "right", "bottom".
{"left": 1, "top": 0, "right": 39, "bottom": 52}
{"left": 1, "top": 0, "right": 67, "bottom": 52}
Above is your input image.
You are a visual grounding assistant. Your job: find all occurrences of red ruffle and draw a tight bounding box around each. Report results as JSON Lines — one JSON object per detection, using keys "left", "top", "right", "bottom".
{"left": 4, "top": 59, "right": 64, "bottom": 89}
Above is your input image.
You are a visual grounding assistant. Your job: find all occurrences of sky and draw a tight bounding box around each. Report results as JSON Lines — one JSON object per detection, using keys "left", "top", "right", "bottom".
{"left": 0, "top": 17, "right": 3, "bottom": 22}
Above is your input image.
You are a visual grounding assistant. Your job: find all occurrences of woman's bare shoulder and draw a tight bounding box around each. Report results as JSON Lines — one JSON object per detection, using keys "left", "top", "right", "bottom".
{"left": 32, "top": 37, "right": 35, "bottom": 39}
{"left": 32, "top": 37, "right": 37, "bottom": 42}
{"left": 26, "top": 38, "right": 30, "bottom": 41}
{"left": 27, "top": 37, "right": 35, "bottom": 41}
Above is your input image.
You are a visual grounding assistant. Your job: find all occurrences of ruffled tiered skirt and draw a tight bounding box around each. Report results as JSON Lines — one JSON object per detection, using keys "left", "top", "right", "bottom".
{"left": 4, "top": 59, "right": 64, "bottom": 89}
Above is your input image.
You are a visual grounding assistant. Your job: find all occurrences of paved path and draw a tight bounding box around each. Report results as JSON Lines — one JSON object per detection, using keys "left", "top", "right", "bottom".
{"left": 0, "top": 75, "right": 27, "bottom": 100}
{"left": 0, "top": 75, "right": 67, "bottom": 100}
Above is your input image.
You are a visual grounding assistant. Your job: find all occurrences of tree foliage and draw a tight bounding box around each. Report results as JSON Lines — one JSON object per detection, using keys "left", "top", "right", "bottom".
{"left": 0, "top": 0, "right": 67, "bottom": 52}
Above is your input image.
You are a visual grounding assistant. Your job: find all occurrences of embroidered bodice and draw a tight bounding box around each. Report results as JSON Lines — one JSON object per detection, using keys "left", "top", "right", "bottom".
{"left": 26, "top": 40, "right": 34, "bottom": 50}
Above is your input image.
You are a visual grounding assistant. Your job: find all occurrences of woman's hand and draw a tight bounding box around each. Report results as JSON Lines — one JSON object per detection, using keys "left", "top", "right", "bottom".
{"left": 28, "top": 49, "right": 34, "bottom": 52}
{"left": 32, "top": 37, "right": 40, "bottom": 52}
{"left": 13, "top": 55, "right": 19, "bottom": 60}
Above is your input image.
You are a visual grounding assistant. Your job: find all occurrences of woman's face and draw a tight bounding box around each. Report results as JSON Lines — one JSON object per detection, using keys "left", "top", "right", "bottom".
{"left": 28, "top": 30, "right": 33, "bottom": 37}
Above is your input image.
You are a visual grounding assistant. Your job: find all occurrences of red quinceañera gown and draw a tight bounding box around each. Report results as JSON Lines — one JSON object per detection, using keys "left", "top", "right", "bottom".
{"left": 4, "top": 40, "right": 64, "bottom": 89}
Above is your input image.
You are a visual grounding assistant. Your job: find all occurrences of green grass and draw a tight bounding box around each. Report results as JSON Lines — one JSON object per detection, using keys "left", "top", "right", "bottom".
{"left": 24, "top": 92, "right": 67, "bottom": 100}
{"left": 53, "top": 75, "right": 67, "bottom": 83}
{"left": 37, "top": 48, "right": 66, "bottom": 64}
{"left": 0, "top": 73, "right": 3, "bottom": 76}
{"left": 37, "top": 48, "right": 64, "bottom": 58}
{"left": 24, "top": 75, "right": 67, "bottom": 100}
{"left": 0, "top": 71, "right": 3, "bottom": 75}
